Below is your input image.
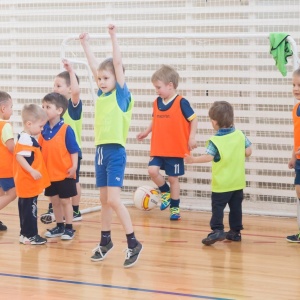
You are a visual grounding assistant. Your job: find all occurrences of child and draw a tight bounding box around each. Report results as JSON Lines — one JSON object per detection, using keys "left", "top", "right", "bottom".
{"left": 287, "top": 68, "right": 300, "bottom": 243}
{"left": 137, "top": 65, "right": 198, "bottom": 220}
{"left": 14, "top": 104, "right": 50, "bottom": 245}
{"left": 40, "top": 59, "right": 83, "bottom": 224}
{"left": 39, "top": 92, "right": 80, "bottom": 240}
{"left": 184, "top": 101, "right": 252, "bottom": 245}
{"left": 79, "top": 24, "right": 142, "bottom": 268}
{"left": 0, "top": 91, "right": 16, "bottom": 230}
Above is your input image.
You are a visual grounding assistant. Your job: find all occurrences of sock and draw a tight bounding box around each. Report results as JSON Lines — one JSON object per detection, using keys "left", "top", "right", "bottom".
{"left": 100, "top": 231, "right": 111, "bottom": 246}
{"left": 57, "top": 222, "right": 64, "bottom": 228}
{"left": 158, "top": 182, "right": 170, "bottom": 193}
{"left": 65, "top": 224, "right": 73, "bottom": 230}
{"left": 170, "top": 199, "right": 180, "bottom": 208}
{"left": 73, "top": 205, "right": 79, "bottom": 213}
{"left": 126, "top": 232, "right": 138, "bottom": 249}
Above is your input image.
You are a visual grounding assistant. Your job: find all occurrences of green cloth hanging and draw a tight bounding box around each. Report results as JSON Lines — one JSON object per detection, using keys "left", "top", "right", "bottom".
{"left": 269, "top": 32, "right": 293, "bottom": 77}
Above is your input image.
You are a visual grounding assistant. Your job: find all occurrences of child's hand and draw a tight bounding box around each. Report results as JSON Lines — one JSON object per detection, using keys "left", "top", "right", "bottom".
{"left": 136, "top": 132, "right": 148, "bottom": 141}
{"left": 188, "top": 137, "right": 197, "bottom": 151}
{"left": 108, "top": 24, "right": 116, "bottom": 36}
{"left": 67, "top": 166, "right": 76, "bottom": 178}
{"left": 184, "top": 153, "right": 194, "bottom": 164}
{"left": 62, "top": 59, "right": 73, "bottom": 73}
{"left": 79, "top": 32, "right": 90, "bottom": 44}
{"left": 288, "top": 157, "right": 296, "bottom": 169}
{"left": 30, "top": 169, "right": 42, "bottom": 180}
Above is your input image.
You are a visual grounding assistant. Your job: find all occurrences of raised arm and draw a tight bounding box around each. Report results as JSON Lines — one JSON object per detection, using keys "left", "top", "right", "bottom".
{"left": 108, "top": 24, "right": 125, "bottom": 88}
{"left": 79, "top": 32, "right": 99, "bottom": 84}
{"left": 62, "top": 59, "right": 80, "bottom": 105}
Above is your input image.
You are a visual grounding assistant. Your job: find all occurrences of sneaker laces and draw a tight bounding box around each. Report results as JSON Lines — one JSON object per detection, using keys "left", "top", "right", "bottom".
{"left": 92, "top": 245, "right": 104, "bottom": 258}
{"left": 170, "top": 207, "right": 180, "bottom": 215}
{"left": 124, "top": 248, "right": 133, "bottom": 259}
{"left": 161, "top": 192, "right": 170, "bottom": 203}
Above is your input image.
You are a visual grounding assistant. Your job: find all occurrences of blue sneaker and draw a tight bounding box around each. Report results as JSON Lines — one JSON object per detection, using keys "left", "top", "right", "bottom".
{"left": 45, "top": 226, "right": 64, "bottom": 238}
{"left": 61, "top": 228, "right": 75, "bottom": 240}
{"left": 160, "top": 192, "right": 171, "bottom": 210}
{"left": 170, "top": 207, "right": 181, "bottom": 220}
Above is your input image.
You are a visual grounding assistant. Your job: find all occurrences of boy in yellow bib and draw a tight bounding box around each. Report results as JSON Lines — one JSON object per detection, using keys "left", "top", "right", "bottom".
{"left": 185, "top": 101, "right": 252, "bottom": 245}
{"left": 79, "top": 24, "right": 142, "bottom": 268}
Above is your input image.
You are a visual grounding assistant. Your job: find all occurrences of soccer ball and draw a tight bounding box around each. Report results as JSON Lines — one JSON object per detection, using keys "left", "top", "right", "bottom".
{"left": 133, "top": 185, "right": 159, "bottom": 211}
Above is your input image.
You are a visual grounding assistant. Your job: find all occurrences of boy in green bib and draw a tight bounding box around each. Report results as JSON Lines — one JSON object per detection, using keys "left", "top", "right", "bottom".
{"left": 185, "top": 101, "right": 252, "bottom": 245}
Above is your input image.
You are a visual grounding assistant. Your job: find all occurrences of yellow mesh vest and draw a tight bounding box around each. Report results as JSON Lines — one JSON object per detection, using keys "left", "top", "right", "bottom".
{"left": 209, "top": 130, "right": 246, "bottom": 193}
{"left": 94, "top": 90, "right": 134, "bottom": 147}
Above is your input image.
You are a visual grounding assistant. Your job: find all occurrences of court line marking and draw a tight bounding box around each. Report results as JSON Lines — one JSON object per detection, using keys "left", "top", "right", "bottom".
{"left": 0, "top": 272, "right": 234, "bottom": 300}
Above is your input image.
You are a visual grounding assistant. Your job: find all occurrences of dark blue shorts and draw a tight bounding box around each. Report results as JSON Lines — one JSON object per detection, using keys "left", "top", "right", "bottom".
{"left": 0, "top": 177, "right": 15, "bottom": 191}
{"left": 295, "top": 169, "right": 300, "bottom": 185}
{"left": 149, "top": 156, "right": 185, "bottom": 176}
{"left": 95, "top": 144, "right": 126, "bottom": 187}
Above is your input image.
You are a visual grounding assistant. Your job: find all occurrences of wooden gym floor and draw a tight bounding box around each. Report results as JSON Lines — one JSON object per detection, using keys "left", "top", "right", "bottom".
{"left": 0, "top": 199, "right": 299, "bottom": 300}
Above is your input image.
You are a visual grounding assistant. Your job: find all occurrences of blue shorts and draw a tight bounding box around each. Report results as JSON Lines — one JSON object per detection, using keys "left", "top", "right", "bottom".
{"left": 149, "top": 156, "right": 185, "bottom": 176}
{"left": 294, "top": 160, "right": 300, "bottom": 185}
{"left": 295, "top": 169, "right": 300, "bottom": 185}
{"left": 95, "top": 144, "right": 126, "bottom": 187}
{"left": 0, "top": 177, "right": 15, "bottom": 192}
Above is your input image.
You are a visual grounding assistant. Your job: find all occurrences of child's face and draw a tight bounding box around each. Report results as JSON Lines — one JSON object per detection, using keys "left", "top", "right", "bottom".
{"left": 293, "top": 75, "right": 300, "bottom": 101}
{"left": 0, "top": 98, "right": 13, "bottom": 120}
{"left": 26, "top": 118, "right": 47, "bottom": 136}
{"left": 53, "top": 77, "right": 70, "bottom": 99}
{"left": 152, "top": 80, "right": 174, "bottom": 100}
{"left": 97, "top": 69, "right": 116, "bottom": 94}
{"left": 42, "top": 101, "right": 62, "bottom": 122}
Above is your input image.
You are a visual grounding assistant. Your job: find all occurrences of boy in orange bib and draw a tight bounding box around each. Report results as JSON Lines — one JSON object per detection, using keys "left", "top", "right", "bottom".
{"left": 14, "top": 104, "right": 50, "bottom": 244}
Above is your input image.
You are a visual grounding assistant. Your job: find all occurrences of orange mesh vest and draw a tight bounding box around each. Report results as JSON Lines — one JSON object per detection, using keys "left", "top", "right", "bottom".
{"left": 293, "top": 103, "right": 300, "bottom": 159}
{"left": 39, "top": 124, "right": 74, "bottom": 182}
{"left": 150, "top": 95, "right": 190, "bottom": 157}
{"left": 0, "top": 120, "right": 13, "bottom": 178}
{"left": 13, "top": 142, "right": 50, "bottom": 198}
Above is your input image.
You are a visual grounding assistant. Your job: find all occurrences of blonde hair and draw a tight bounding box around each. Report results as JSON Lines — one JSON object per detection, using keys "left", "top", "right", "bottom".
{"left": 22, "top": 104, "right": 47, "bottom": 124}
{"left": 293, "top": 68, "right": 300, "bottom": 77}
{"left": 151, "top": 65, "right": 179, "bottom": 89}
{"left": 98, "top": 57, "right": 125, "bottom": 74}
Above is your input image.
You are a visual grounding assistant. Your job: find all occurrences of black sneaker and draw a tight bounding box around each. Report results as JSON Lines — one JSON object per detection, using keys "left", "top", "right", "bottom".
{"left": 73, "top": 211, "right": 82, "bottom": 222}
{"left": 21, "top": 234, "right": 47, "bottom": 245}
{"left": 286, "top": 232, "right": 300, "bottom": 243}
{"left": 0, "top": 221, "right": 7, "bottom": 231}
{"left": 40, "top": 207, "right": 55, "bottom": 224}
{"left": 91, "top": 240, "right": 114, "bottom": 262}
{"left": 226, "top": 230, "right": 242, "bottom": 242}
{"left": 123, "top": 241, "right": 143, "bottom": 268}
{"left": 202, "top": 230, "right": 226, "bottom": 246}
